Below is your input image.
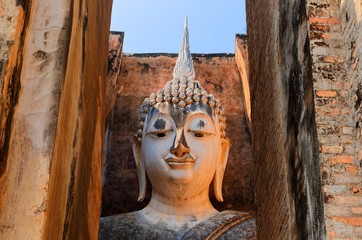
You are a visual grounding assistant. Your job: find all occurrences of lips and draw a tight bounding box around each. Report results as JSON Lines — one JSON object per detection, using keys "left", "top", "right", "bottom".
{"left": 165, "top": 155, "right": 196, "bottom": 169}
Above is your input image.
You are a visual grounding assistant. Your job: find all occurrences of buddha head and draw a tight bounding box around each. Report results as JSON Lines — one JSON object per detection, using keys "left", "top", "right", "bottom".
{"left": 132, "top": 18, "right": 230, "bottom": 203}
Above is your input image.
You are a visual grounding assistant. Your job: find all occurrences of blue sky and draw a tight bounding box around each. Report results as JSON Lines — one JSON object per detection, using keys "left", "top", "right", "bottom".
{"left": 110, "top": 0, "right": 246, "bottom": 53}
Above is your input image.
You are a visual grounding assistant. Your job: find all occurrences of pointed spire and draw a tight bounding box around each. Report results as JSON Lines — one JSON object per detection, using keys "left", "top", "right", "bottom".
{"left": 173, "top": 17, "right": 195, "bottom": 79}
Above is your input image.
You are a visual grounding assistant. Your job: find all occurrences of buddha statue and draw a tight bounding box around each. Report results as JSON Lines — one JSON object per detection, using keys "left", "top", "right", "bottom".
{"left": 99, "top": 18, "right": 256, "bottom": 240}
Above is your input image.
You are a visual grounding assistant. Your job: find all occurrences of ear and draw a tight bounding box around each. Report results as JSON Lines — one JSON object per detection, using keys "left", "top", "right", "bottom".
{"left": 213, "top": 137, "right": 230, "bottom": 202}
{"left": 132, "top": 136, "right": 146, "bottom": 202}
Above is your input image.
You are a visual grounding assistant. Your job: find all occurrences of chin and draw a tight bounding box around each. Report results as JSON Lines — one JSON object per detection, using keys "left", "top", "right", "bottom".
{"left": 168, "top": 169, "right": 194, "bottom": 185}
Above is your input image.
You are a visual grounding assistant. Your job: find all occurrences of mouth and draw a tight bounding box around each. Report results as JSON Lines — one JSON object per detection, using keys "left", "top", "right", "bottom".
{"left": 165, "top": 156, "right": 196, "bottom": 169}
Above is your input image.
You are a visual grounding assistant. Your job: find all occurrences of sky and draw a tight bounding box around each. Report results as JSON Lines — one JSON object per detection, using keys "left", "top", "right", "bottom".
{"left": 110, "top": 0, "right": 247, "bottom": 54}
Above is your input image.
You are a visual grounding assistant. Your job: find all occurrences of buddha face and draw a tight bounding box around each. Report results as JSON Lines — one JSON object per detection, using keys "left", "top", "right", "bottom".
{"left": 134, "top": 102, "right": 229, "bottom": 199}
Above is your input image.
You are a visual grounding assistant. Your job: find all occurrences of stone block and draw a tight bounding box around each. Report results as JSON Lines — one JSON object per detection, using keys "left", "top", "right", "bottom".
{"left": 332, "top": 172, "right": 361, "bottom": 184}
{"left": 324, "top": 184, "right": 349, "bottom": 194}
{"left": 324, "top": 204, "right": 350, "bottom": 216}
{"left": 333, "top": 195, "right": 362, "bottom": 206}
{"left": 332, "top": 224, "right": 355, "bottom": 238}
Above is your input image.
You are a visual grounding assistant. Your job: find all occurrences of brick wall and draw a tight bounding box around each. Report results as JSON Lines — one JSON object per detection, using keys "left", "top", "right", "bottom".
{"left": 308, "top": 0, "right": 362, "bottom": 238}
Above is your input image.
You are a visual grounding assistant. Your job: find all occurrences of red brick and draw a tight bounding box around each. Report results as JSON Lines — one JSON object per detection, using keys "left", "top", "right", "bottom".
{"left": 323, "top": 56, "right": 335, "bottom": 62}
{"left": 309, "top": 17, "right": 342, "bottom": 25}
{"left": 330, "top": 156, "right": 353, "bottom": 164}
{"left": 329, "top": 229, "right": 336, "bottom": 239}
{"left": 316, "top": 90, "right": 337, "bottom": 97}
{"left": 330, "top": 216, "right": 362, "bottom": 226}
{"left": 346, "top": 166, "right": 358, "bottom": 174}
{"left": 321, "top": 55, "right": 345, "bottom": 63}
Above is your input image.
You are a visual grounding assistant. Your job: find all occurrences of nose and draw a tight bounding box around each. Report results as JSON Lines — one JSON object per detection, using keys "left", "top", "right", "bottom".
{"left": 170, "top": 143, "right": 190, "bottom": 158}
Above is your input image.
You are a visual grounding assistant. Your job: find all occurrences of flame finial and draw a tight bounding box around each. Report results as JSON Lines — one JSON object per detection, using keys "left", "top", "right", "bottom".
{"left": 173, "top": 17, "right": 195, "bottom": 79}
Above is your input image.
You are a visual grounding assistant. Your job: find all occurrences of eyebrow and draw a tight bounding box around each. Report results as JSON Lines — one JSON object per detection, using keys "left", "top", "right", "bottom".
{"left": 197, "top": 120, "right": 205, "bottom": 129}
{"left": 153, "top": 118, "right": 166, "bottom": 130}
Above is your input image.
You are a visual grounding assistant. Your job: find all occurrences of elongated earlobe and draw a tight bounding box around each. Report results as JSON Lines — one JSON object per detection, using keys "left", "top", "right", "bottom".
{"left": 132, "top": 137, "right": 146, "bottom": 202}
{"left": 213, "top": 138, "right": 230, "bottom": 202}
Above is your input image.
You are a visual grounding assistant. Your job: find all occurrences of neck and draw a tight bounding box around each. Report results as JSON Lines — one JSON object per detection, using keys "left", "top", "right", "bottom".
{"left": 150, "top": 188, "right": 216, "bottom": 215}
{"left": 140, "top": 188, "right": 217, "bottom": 230}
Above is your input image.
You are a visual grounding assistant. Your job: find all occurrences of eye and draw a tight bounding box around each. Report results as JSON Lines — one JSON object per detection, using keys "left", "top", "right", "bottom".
{"left": 189, "top": 130, "right": 211, "bottom": 138}
{"left": 157, "top": 132, "right": 166, "bottom": 138}
{"left": 194, "top": 132, "right": 204, "bottom": 138}
{"left": 147, "top": 130, "right": 171, "bottom": 138}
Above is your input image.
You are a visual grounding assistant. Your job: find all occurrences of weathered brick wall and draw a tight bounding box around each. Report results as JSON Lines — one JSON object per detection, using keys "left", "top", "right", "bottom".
{"left": 308, "top": 0, "right": 362, "bottom": 238}
{"left": 102, "top": 52, "right": 254, "bottom": 217}
{"left": 247, "top": 0, "right": 325, "bottom": 238}
{"left": 340, "top": 5, "right": 362, "bottom": 239}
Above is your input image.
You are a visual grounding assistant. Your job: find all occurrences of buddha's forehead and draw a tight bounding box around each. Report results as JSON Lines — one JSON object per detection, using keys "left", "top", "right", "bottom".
{"left": 146, "top": 102, "right": 214, "bottom": 126}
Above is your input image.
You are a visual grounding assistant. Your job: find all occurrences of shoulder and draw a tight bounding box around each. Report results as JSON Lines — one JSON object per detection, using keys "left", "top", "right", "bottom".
{"left": 99, "top": 212, "right": 178, "bottom": 240}
{"left": 214, "top": 211, "right": 256, "bottom": 240}
{"left": 181, "top": 211, "right": 256, "bottom": 240}
{"left": 99, "top": 212, "right": 138, "bottom": 240}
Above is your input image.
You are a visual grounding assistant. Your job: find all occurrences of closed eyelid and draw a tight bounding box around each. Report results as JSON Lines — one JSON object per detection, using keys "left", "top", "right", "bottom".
{"left": 146, "top": 129, "right": 173, "bottom": 138}
{"left": 147, "top": 129, "right": 172, "bottom": 134}
{"left": 146, "top": 128, "right": 173, "bottom": 136}
{"left": 188, "top": 130, "right": 214, "bottom": 135}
